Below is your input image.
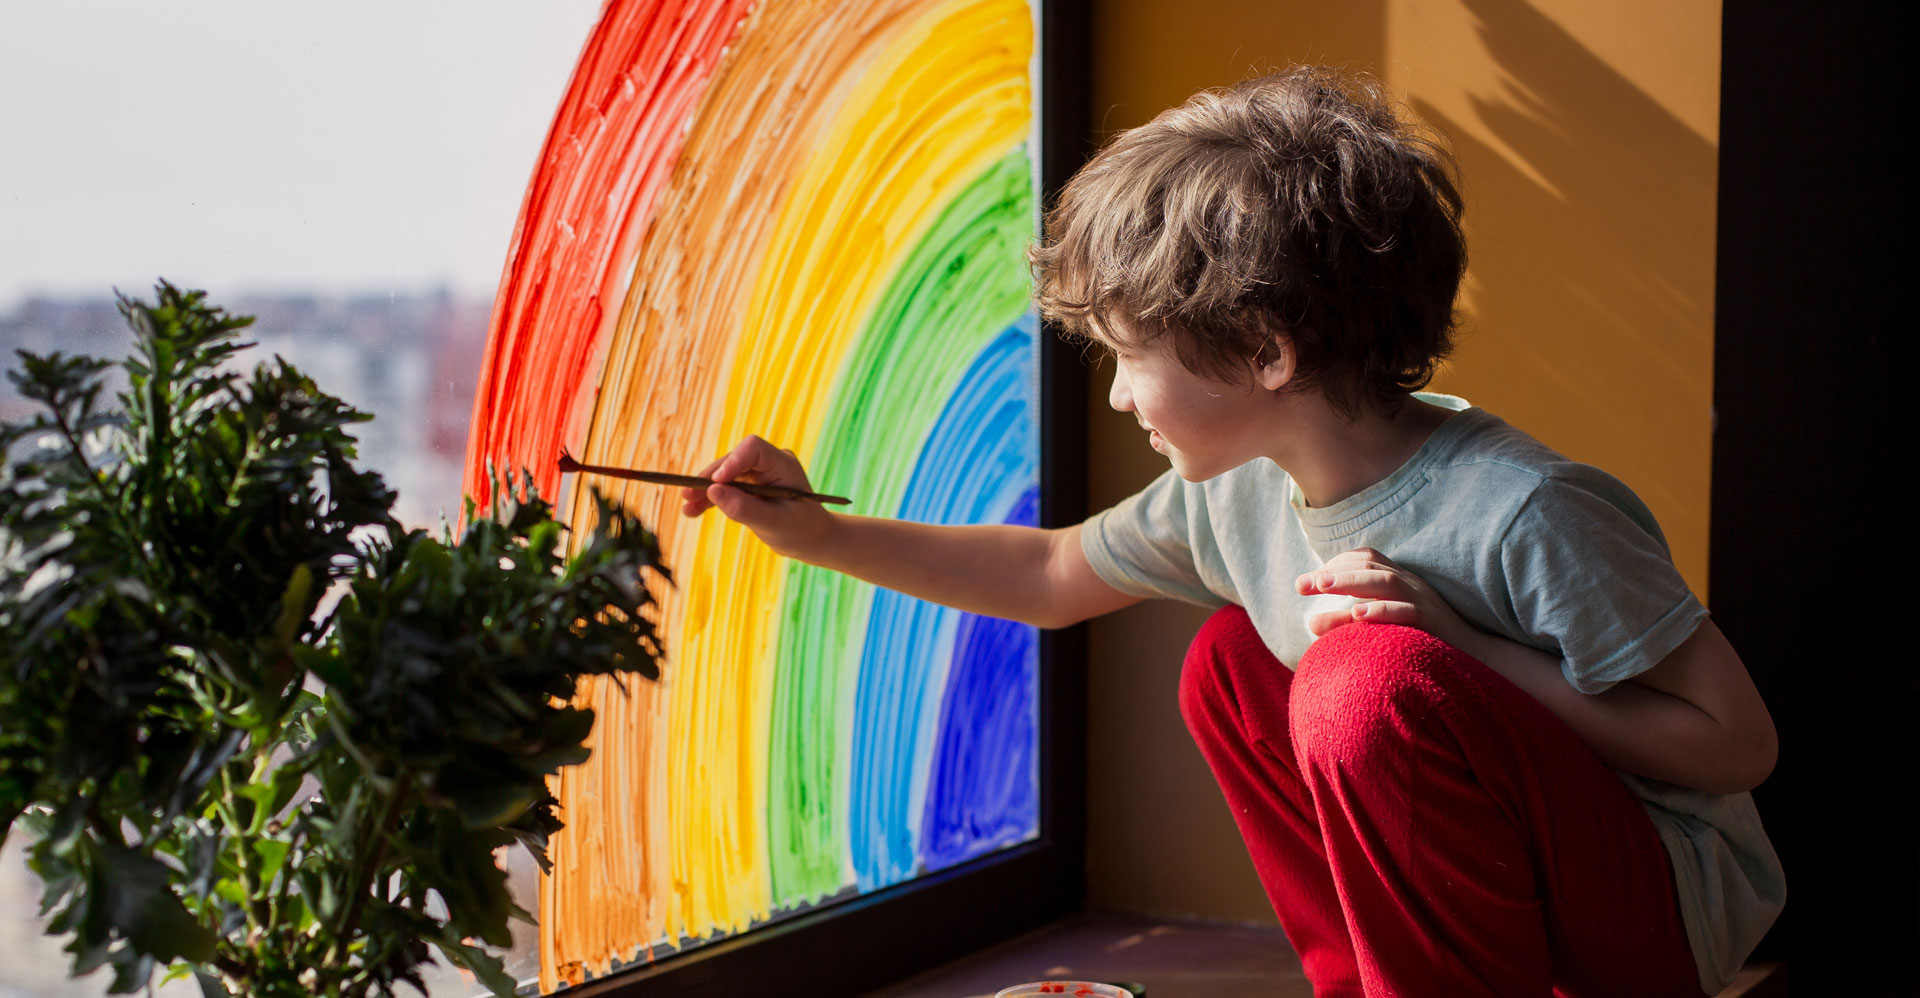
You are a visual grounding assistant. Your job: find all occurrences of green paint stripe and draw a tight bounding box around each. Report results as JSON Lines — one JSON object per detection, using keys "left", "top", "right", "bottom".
{"left": 766, "top": 148, "right": 1036, "bottom": 904}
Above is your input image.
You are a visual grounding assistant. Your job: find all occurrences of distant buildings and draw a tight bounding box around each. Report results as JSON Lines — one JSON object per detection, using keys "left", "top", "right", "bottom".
{"left": 0, "top": 288, "right": 492, "bottom": 529}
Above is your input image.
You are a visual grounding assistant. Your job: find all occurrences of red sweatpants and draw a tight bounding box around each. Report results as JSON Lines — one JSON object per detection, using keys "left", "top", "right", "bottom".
{"left": 1179, "top": 606, "right": 1706, "bottom": 998}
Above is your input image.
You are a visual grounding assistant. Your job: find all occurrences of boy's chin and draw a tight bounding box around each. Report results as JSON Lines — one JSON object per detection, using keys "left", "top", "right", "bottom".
{"left": 1167, "top": 450, "right": 1263, "bottom": 483}
{"left": 1168, "top": 454, "right": 1230, "bottom": 483}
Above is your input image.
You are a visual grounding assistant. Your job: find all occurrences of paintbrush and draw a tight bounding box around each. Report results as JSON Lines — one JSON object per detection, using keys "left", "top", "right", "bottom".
{"left": 557, "top": 449, "right": 852, "bottom": 505}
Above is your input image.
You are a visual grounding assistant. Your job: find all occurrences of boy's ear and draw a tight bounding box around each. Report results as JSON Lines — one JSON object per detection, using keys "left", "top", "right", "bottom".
{"left": 1253, "top": 337, "right": 1294, "bottom": 391}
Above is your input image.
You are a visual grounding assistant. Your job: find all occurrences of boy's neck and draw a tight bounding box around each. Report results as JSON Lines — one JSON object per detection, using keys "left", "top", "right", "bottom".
{"left": 1274, "top": 394, "right": 1455, "bottom": 509}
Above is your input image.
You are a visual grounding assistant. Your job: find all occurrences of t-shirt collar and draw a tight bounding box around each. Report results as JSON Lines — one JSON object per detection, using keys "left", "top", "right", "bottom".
{"left": 1289, "top": 393, "right": 1484, "bottom": 533}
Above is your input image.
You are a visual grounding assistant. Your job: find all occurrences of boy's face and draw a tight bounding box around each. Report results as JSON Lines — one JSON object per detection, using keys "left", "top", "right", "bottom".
{"left": 1105, "top": 335, "right": 1275, "bottom": 482}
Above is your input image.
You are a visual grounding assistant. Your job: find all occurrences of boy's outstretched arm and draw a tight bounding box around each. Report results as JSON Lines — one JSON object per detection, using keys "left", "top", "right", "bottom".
{"left": 682, "top": 435, "right": 1141, "bottom": 629}
{"left": 1300, "top": 548, "right": 1779, "bottom": 796}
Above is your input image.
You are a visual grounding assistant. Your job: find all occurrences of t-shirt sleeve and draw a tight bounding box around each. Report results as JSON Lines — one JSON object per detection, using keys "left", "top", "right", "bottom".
{"left": 1079, "top": 469, "right": 1225, "bottom": 607}
{"left": 1500, "top": 475, "right": 1709, "bottom": 694}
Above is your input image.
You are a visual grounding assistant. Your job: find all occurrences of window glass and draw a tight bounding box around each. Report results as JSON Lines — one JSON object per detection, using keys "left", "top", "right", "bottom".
{"left": 0, "top": 4, "right": 597, "bottom": 995}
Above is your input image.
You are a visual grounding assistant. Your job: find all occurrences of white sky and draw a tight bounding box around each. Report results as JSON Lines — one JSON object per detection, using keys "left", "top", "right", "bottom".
{"left": 0, "top": 1, "right": 602, "bottom": 310}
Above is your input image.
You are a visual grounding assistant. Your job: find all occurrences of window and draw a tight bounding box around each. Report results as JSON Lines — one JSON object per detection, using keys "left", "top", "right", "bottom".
{"left": 0, "top": 3, "right": 1084, "bottom": 993}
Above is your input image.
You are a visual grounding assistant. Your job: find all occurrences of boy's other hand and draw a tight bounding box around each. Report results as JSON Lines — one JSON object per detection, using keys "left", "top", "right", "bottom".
{"left": 1296, "top": 547, "right": 1471, "bottom": 647}
{"left": 681, "top": 434, "right": 835, "bottom": 559}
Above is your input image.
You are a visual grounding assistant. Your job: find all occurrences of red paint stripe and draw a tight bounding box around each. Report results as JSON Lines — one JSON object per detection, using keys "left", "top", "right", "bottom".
{"left": 465, "top": 0, "right": 756, "bottom": 509}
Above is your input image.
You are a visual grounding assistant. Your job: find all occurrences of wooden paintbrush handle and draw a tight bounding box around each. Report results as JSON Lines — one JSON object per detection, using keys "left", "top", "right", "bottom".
{"left": 558, "top": 450, "right": 852, "bottom": 505}
{"left": 725, "top": 480, "right": 851, "bottom": 504}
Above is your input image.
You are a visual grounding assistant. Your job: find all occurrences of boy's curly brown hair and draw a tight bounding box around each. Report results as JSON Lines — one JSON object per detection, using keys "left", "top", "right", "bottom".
{"left": 1030, "top": 66, "right": 1467, "bottom": 417}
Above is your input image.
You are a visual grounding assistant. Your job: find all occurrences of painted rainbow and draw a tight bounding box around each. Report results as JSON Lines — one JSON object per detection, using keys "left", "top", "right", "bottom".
{"left": 463, "top": 0, "right": 1043, "bottom": 988}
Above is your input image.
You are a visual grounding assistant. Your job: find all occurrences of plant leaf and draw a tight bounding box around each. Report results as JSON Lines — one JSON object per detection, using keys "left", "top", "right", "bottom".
{"left": 98, "top": 843, "right": 217, "bottom": 964}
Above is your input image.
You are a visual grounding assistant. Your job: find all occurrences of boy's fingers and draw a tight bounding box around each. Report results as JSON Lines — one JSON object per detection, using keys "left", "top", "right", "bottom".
{"left": 681, "top": 455, "right": 728, "bottom": 509}
{"left": 683, "top": 483, "right": 720, "bottom": 515}
{"left": 1306, "top": 607, "right": 1358, "bottom": 636}
{"left": 712, "top": 436, "right": 772, "bottom": 482}
{"left": 1350, "top": 600, "right": 1419, "bottom": 626}
{"left": 1305, "top": 602, "right": 1351, "bottom": 637}
{"left": 713, "top": 435, "right": 811, "bottom": 489}
{"left": 706, "top": 483, "right": 750, "bottom": 525}
{"left": 708, "top": 481, "right": 779, "bottom": 521}
{"left": 708, "top": 481, "right": 745, "bottom": 515}
{"left": 1301, "top": 569, "right": 1409, "bottom": 600}
{"left": 1307, "top": 554, "right": 1378, "bottom": 585}
{"left": 710, "top": 451, "right": 750, "bottom": 483}
{"left": 1306, "top": 600, "right": 1424, "bottom": 638}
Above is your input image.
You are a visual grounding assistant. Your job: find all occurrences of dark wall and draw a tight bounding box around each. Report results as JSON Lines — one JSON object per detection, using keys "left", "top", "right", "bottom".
{"left": 1712, "top": 3, "right": 1908, "bottom": 994}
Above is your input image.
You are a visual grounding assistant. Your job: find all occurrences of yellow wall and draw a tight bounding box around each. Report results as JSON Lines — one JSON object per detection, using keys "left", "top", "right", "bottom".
{"left": 1082, "top": 0, "right": 1721, "bottom": 923}
{"left": 1393, "top": 0, "right": 1719, "bottom": 597}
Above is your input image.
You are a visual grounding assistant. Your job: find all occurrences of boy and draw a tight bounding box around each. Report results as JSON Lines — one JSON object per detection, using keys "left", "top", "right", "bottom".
{"left": 682, "top": 67, "right": 1783, "bottom": 997}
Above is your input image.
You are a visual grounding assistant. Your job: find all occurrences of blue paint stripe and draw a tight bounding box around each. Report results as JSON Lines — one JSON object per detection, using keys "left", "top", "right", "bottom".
{"left": 920, "top": 483, "right": 1040, "bottom": 871}
{"left": 847, "top": 315, "right": 1036, "bottom": 890}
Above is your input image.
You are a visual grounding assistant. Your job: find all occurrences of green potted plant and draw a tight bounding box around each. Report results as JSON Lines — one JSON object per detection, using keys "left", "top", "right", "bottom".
{"left": 0, "top": 283, "right": 666, "bottom": 996}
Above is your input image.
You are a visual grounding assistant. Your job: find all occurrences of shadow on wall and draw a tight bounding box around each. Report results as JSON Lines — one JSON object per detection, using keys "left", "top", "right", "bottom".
{"left": 1418, "top": 0, "right": 1719, "bottom": 594}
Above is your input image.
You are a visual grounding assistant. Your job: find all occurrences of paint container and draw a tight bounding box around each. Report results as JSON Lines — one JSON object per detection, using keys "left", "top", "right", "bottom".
{"left": 993, "top": 982, "right": 1134, "bottom": 998}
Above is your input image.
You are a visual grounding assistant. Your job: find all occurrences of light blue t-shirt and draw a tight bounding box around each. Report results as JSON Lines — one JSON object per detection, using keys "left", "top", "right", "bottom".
{"left": 1080, "top": 394, "right": 1784, "bottom": 994}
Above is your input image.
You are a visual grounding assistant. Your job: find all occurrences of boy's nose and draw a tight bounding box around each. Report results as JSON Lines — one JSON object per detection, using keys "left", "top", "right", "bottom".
{"left": 1108, "top": 363, "right": 1133, "bottom": 412}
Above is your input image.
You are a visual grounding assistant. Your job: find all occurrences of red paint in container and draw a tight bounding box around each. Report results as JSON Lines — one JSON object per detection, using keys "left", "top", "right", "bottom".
{"left": 994, "top": 982, "right": 1131, "bottom": 998}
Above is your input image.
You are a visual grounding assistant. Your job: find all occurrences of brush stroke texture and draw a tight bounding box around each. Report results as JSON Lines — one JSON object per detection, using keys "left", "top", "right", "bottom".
{"left": 850, "top": 319, "right": 1035, "bottom": 890}
{"left": 770, "top": 151, "right": 1033, "bottom": 905}
{"left": 920, "top": 482, "right": 1040, "bottom": 872}
{"left": 465, "top": 0, "right": 1040, "bottom": 988}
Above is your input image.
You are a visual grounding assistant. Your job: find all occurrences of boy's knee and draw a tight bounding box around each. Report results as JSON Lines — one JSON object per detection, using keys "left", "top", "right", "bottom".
{"left": 1290, "top": 623, "right": 1458, "bottom": 763}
